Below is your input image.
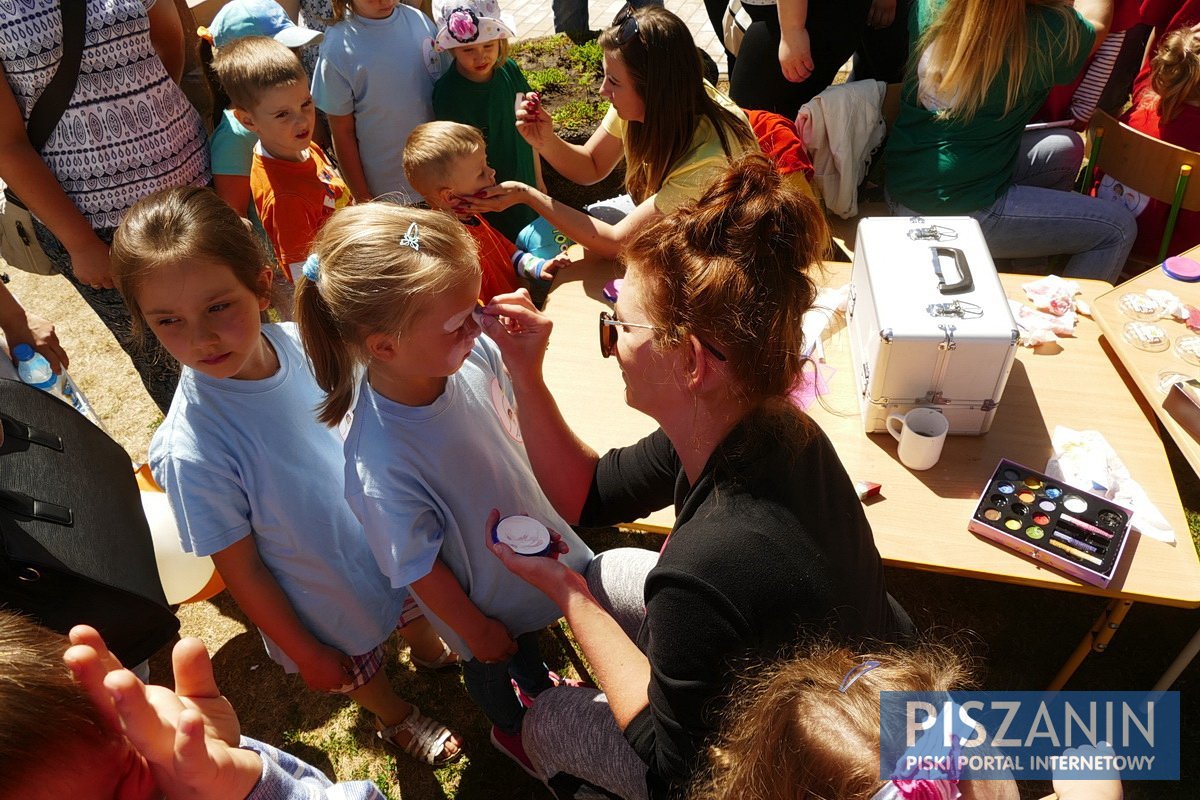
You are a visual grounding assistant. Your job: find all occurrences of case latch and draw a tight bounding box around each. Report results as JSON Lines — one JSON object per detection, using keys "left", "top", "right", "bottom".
{"left": 938, "top": 324, "right": 957, "bottom": 350}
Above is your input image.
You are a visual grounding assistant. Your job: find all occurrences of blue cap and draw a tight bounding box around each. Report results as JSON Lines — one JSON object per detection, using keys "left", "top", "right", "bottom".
{"left": 11, "top": 343, "right": 35, "bottom": 361}
{"left": 209, "top": 0, "right": 324, "bottom": 49}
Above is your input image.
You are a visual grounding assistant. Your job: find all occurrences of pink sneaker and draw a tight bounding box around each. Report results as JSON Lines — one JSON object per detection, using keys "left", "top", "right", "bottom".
{"left": 490, "top": 725, "right": 541, "bottom": 778}
{"left": 512, "top": 670, "right": 589, "bottom": 708}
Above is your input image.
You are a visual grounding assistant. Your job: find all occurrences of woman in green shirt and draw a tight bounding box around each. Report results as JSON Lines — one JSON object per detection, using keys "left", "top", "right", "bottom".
{"left": 885, "top": 0, "right": 1136, "bottom": 283}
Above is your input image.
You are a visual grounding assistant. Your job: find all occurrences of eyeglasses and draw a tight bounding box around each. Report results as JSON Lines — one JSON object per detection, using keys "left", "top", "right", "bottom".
{"left": 599, "top": 311, "right": 726, "bottom": 361}
{"left": 610, "top": 3, "right": 641, "bottom": 46}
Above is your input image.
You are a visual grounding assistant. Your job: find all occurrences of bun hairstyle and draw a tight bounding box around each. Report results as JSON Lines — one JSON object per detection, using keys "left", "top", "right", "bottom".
{"left": 1151, "top": 27, "right": 1200, "bottom": 123}
{"left": 295, "top": 204, "right": 480, "bottom": 427}
{"left": 622, "top": 154, "right": 829, "bottom": 405}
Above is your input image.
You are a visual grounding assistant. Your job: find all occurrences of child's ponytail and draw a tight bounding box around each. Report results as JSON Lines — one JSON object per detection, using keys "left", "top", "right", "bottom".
{"left": 295, "top": 203, "right": 480, "bottom": 427}
{"left": 295, "top": 269, "right": 359, "bottom": 426}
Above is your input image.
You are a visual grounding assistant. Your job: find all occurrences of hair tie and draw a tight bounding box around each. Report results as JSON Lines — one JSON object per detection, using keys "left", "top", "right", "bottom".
{"left": 196, "top": 25, "right": 214, "bottom": 45}
{"left": 837, "top": 659, "right": 882, "bottom": 693}
{"left": 400, "top": 222, "right": 421, "bottom": 251}
{"left": 302, "top": 253, "right": 321, "bottom": 283}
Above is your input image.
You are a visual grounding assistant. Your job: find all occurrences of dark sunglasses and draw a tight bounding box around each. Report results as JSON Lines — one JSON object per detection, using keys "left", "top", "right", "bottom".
{"left": 610, "top": 3, "right": 641, "bottom": 46}
{"left": 599, "top": 311, "right": 726, "bottom": 361}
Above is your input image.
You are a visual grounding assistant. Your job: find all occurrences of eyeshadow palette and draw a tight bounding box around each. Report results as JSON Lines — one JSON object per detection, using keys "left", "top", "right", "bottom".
{"left": 968, "top": 459, "right": 1133, "bottom": 587}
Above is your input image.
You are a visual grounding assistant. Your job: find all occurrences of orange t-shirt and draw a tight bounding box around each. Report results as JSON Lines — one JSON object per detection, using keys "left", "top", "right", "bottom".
{"left": 250, "top": 143, "right": 351, "bottom": 282}
{"left": 463, "top": 215, "right": 522, "bottom": 302}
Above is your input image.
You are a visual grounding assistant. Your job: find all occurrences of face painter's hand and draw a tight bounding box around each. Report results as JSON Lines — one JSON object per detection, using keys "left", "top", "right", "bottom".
{"left": 478, "top": 290, "right": 552, "bottom": 385}
{"left": 455, "top": 182, "right": 529, "bottom": 214}
{"left": 485, "top": 508, "right": 572, "bottom": 602}
{"left": 515, "top": 92, "right": 553, "bottom": 150}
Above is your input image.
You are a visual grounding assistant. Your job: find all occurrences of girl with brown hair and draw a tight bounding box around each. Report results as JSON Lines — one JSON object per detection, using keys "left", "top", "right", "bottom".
{"left": 481, "top": 154, "right": 911, "bottom": 799}
{"left": 460, "top": 5, "right": 759, "bottom": 259}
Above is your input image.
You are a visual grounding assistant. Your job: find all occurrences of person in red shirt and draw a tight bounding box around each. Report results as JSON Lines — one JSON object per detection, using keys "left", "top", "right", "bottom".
{"left": 403, "top": 122, "right": 570, "bottom": 304}
{"left": 1097, "top": 27, "right": 1200, "bottom": 260}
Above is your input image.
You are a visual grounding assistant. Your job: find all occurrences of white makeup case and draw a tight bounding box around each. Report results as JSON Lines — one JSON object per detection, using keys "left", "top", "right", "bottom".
{"left": 847, "top": 216, "right": 1019, "bottom": 435}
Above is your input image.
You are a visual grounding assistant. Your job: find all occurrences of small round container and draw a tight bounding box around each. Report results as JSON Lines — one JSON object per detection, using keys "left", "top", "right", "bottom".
{"left": 1163, "top": 256, "right": 1200, "bottom": 282}
{"left": 1175, "top": 335, "right": 1200, "bottom": 366}
{"left": 492, "top": 515, "right": 552, "bottom": 557}
{"left": 1123, "top": 321, "right": 1170, "bottom": 352}
{"left": 1158, "top": 369, "right": 1193, "bottom": 394}
{"left": 1118, "top": 293, "right": 1162, "bottom": 321}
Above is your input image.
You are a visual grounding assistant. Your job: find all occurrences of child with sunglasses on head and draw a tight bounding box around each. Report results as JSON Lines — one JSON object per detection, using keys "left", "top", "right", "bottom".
{"left": 430, "top": 0, "right": 542, "bottom": 241}
{"left": 110, "top": 187, "right": 462, "bottom": 769}
{"left": 294, "top": 204, "right": 593, "bottom": 775}
{"left": 404, "top": 121, "right": 572, "bottom": 303}
{"left": 313, "top": 0, "right": 445, "bottom": 202}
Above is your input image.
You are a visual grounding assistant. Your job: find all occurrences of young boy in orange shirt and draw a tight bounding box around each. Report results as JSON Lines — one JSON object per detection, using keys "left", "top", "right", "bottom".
{"left": 403, "top": 122, "right": 569, "bottom": 303}
{"left": 216, "top": 36, "right": 351, "bottom": 291}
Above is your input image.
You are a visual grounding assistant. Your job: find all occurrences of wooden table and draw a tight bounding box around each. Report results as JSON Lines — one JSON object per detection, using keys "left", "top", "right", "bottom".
{"left": 542, "top": 252, "right": 1200, "bottom": 688}
{"left": 1091, "top": 247, "right": 1200, "bottom": 690}
{"left": 1093, "top": 245, "right": 1200, "bottom": 478}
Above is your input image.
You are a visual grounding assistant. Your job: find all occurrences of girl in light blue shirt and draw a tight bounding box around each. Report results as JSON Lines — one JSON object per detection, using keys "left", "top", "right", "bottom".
{"left": 109, "top": 186, "right": 462, "bottom": 768}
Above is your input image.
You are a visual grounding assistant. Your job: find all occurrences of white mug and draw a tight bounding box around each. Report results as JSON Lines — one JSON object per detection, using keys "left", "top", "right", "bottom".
{"left": 886, "top": 407, "right": 949, "bottom": 471}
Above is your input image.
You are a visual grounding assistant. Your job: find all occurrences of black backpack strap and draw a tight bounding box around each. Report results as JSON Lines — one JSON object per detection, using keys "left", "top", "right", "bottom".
{"left": 25, "top": 2, "right": 87, "bottom": 153}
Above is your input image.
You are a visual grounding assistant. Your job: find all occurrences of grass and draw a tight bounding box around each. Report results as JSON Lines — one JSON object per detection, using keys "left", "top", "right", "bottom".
{"left": 525, "top": 67, "right": 570, "bottom": 94}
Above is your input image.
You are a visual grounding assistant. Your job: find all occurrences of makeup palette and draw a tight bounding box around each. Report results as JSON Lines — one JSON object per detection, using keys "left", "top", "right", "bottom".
{"left": 969, "top": 459, "right": 1133, "bottom": 587}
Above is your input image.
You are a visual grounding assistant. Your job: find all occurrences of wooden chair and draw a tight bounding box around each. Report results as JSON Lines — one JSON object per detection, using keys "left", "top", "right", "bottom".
{"left": 1080, "top": 109, "right": 1200, "bottom": 263}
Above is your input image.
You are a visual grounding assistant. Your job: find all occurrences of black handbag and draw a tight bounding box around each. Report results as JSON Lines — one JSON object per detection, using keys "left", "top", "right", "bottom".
{"left": 0, "top": 379, "right": 179, "bottom": 666}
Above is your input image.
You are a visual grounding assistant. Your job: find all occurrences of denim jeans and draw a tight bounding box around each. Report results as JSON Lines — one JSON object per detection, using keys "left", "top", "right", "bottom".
{"left": 889, "top": 128, "right": 1136, "bottom": 284}
{"left": 461, "top": 630, "right": 553, "bottom": 735}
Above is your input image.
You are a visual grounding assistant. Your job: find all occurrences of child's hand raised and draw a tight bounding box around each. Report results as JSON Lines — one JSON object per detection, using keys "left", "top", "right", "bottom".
{"left": 64, "top": 629, "right": 262, "bottom": 800}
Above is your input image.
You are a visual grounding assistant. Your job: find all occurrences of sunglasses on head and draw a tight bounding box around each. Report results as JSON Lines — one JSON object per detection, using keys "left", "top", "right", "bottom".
{"left": 610, "top": 3, "right": 641, "bottom": 46}
{"left": 599, "top": 311, "right": 726, "bottom": 361}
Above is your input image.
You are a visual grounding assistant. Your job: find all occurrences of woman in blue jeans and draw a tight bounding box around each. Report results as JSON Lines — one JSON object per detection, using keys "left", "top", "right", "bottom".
{"left": 885, "top": 0, "right": 1135, "bottom": 283}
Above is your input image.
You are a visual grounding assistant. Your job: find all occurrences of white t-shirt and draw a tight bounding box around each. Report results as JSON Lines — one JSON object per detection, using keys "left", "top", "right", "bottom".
{"left": 343, "top": 336, "right": 593, "bottom": 661}
{"left": 0, "top": 0, "right": 209, "bottom": 229}
{"left": 150, "top": 324, "right": 407, "bottom": 668}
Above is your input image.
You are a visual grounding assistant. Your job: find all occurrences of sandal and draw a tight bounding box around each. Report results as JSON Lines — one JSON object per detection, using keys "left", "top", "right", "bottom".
{"left": 374, "top": 706, "right": 463, "bottom": 767}
{"left": 410, "top": 639, "right": 461, "bottom": 672}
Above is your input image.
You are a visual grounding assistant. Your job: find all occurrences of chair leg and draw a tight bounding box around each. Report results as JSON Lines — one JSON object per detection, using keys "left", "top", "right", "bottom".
{"left": 1159, "top": 166, "right": 1192, "bottom": 264}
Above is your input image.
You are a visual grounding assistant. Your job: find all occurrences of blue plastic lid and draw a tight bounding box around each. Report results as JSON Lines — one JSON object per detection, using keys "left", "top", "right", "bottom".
{"left": 11, "top": 343, "right": 35, "bottom": 361}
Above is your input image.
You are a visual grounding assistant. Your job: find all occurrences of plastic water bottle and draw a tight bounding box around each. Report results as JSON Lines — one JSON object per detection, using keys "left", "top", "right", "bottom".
{"left": 13, "top": 343, "right": 61, "bottom": 395}
{"left": 12, "top": 343, "right": 105, "bottom": 429}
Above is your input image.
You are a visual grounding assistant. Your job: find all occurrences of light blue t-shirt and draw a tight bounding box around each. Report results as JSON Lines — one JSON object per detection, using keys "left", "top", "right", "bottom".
{"left": 209, "top": 108, "right": 267, "bottom": 239}
{"left": 150, "top": 323, "right": 408, "bottom": 668}
{"left": 311, "top": 5, "right": 443, "bottom": 199}
{"left": 343, "top": 336, "right": 593, "bottom": 661}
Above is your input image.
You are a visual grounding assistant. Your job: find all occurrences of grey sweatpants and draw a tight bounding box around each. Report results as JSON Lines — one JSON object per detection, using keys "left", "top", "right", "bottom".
{"left": 523, "top": 547, "right": 659, "bottom": 800}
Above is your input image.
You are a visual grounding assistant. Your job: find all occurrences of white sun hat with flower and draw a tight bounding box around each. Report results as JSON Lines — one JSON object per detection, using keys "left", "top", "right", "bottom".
{"left": 433, "top": 0, "right": 517, "bottom": 51}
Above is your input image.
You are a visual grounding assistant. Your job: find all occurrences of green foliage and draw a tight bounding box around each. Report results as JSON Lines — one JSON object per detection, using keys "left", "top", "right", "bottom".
{"left": 568, "top": 39, "right": 604, "bottom": 77}
{"left": 526, "top": 67, "right": 570, "bottom": 93}
{"left": 510, "top": 33, "right": 571, "bottom": 58}
{"left": 552, "top": 99, "right": 610, "bottom": 134}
